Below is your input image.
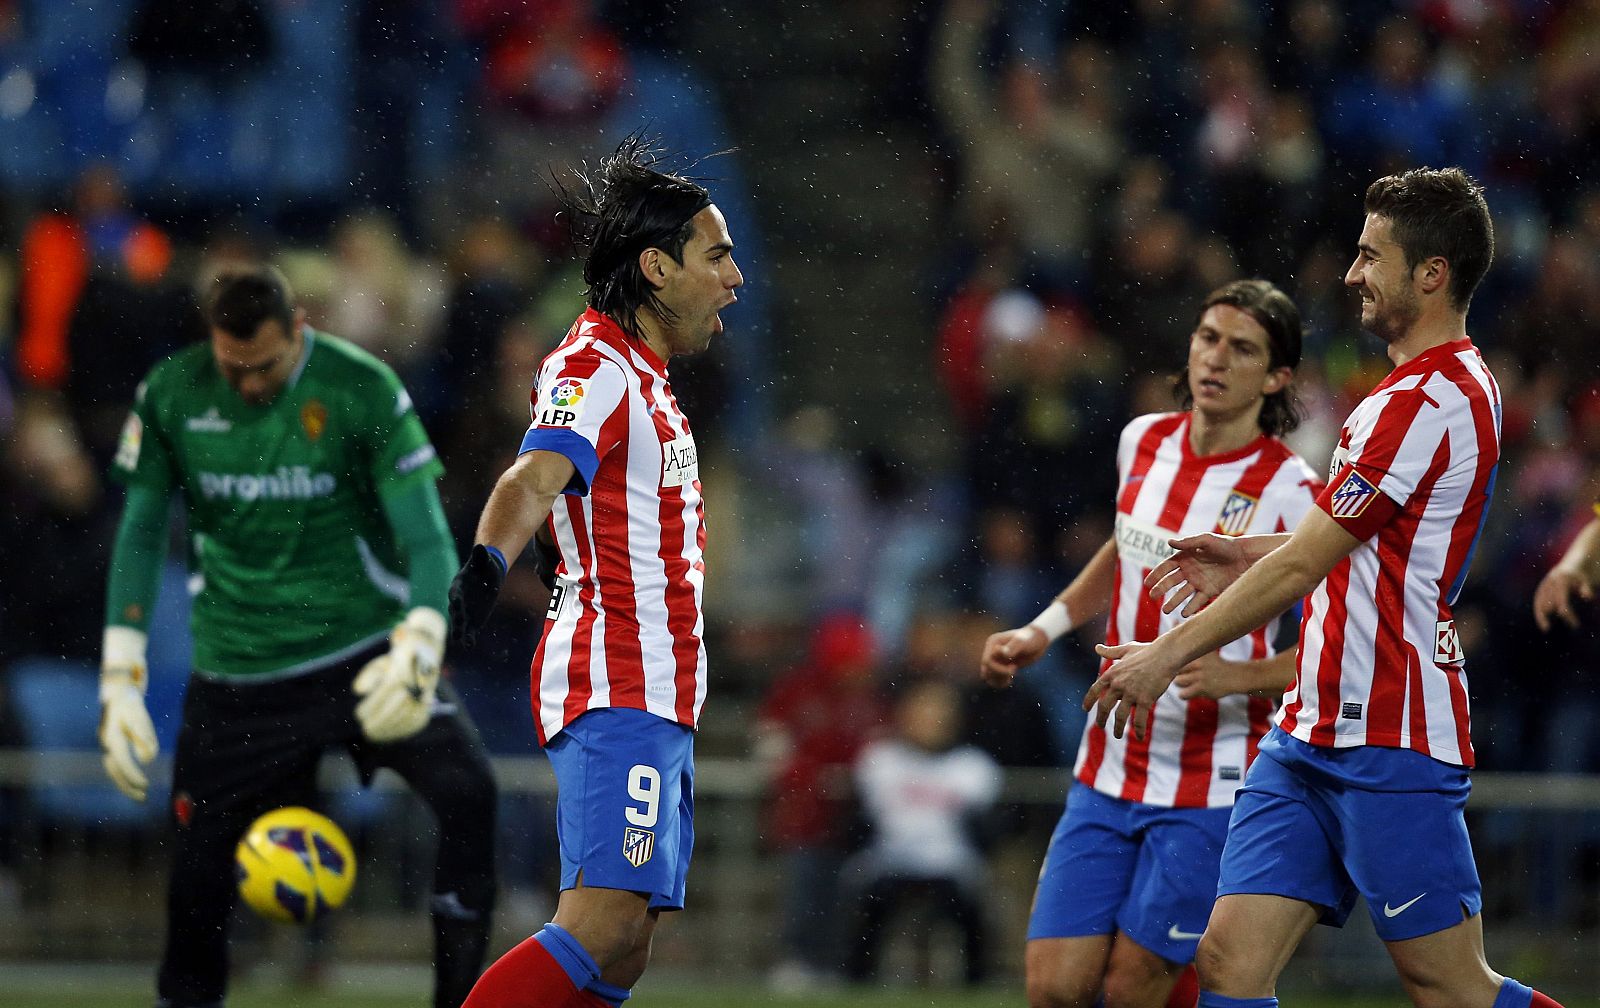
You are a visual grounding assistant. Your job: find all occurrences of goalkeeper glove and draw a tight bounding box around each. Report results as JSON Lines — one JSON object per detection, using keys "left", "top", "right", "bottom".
{"left": 448, "top": 544, "right": 506, "bottom": 648}
{"left": 353, "top": 607, "right": 446, "bottom": 743}
{"left": 99, "top": 626, "right": 159, "bottom": 802}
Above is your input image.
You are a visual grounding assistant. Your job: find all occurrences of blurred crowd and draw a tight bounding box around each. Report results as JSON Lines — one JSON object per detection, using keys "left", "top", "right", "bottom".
{"left": 1, "top": 0, "right": 1600, "bottom": 984}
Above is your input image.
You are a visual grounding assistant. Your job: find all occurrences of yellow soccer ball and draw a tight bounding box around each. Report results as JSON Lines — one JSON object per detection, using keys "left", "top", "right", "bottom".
{"left": 235, "top": 806, "right": 357, "bottom": 924}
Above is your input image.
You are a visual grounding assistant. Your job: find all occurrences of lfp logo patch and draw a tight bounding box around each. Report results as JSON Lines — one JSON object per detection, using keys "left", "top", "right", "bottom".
{"left": 551, "top": 379, "right": 585, "bottom": 407}
{"left": 537, "top": 378, "right": 589, "bottom": 428}
{"left": 1329, "top": 469, "right": 1379, "bottom": 519}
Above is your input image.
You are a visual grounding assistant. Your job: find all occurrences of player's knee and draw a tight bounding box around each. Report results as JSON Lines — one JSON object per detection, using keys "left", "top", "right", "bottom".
{"left": 1194, "top": 933, "right": 1236, "bottom": 992}
{"left": 1024, "top": 960, "right": 1097, "bottom": 1008}
{"left": 600, "top": 930, "right": 653, "bottom": 990}
{"left": 1100, "top": 962, "right": 1165, "bottom": 1008}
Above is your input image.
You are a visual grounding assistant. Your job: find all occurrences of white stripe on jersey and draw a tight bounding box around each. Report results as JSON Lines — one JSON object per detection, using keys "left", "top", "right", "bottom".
{"left": 525, "top": 310, "right": 707, "bottom": 744}
{"left": 1280, "top": 340, "right": 1498, "bottom": 766}
{"left": 1074, "top": 412, "right": 1320, "bottom": 808}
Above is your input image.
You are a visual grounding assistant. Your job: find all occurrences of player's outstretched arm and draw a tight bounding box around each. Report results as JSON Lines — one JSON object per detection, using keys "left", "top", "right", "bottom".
{"left": 1090, "top": 512, "right": 1359, "bottom": 739}
{"left": 1145, "top": 532, "right": 1290, "bottom": 617}
{"left": 980, "top": 537, "right": 1117, "bottom": 689}
{"left": 448, "top": 450, "right": 575, "bottom": 647}
{"left": 1174, "top": 648, "right": 1297, "bottom": 701}
{"left": 1534, "top": 514, "right": 1600, "bottom": 632}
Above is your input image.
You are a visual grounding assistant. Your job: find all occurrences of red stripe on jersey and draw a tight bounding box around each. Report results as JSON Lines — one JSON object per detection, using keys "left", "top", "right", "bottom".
{"left": 595, "top": 400, "right": 646, "bottom": 709}
{"left": 1405, "top": 642, "right": 1431, "bottom": 757}
{"left": 1444, "top": 662, "right": 1472, "bottom": 763}
{"left": 1078, "top": 717, "right": 1108, "bottom": 785}
{"left": 1245, "top": 695, "right": 1272, "bottom": 766}
{"left": 1306, "top": 559, "right": 1352, "bottom": 746}
{"left": 1174, "top": 697, "right": 1219, "bottom": 806}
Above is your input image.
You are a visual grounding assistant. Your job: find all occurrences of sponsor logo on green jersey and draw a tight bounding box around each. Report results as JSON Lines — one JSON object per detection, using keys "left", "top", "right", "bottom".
{"left": 197, "top": 466, "right": 337, "bottom": 502}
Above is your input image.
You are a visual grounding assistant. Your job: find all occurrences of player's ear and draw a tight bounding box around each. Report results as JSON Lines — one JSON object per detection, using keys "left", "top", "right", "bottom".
{"left": 293, "top": 306, "right": 307, "bottom": 332}
{"left": 639, "top": 247, "right": 668, "bottom": 290}
{"left": 1263, "top": 367, "right": 1292, "bottom": 395}
{"left": 1416, "top": 255, "right": 1449, "bottom": 296}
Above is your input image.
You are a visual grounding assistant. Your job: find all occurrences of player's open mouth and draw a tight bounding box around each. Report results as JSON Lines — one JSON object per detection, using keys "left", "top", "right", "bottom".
{"left": 1198, "top": 378, "right": 1226, "bottom": 393}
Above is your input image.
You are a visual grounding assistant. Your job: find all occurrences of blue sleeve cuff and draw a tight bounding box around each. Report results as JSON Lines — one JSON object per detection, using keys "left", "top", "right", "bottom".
{"left": 483, "top": 544, "right": 507, "bottom": 574}
{"left": 518, "top": 427, "right": 600, "bottom": 495}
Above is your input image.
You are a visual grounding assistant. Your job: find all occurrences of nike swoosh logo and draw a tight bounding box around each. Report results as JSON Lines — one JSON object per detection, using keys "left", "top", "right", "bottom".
{"left": 1167, "top": 925, "right": 1205, "bottom": 941}
{"left": 1383, "top": 893, "right": 1426, "bottom": 917}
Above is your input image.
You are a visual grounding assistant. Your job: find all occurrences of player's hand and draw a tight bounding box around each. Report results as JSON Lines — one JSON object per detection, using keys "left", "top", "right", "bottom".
{"left": 1533, "top": 567, "right": 1595, "bottom": 633}
{"left": 1174, "top": 651, "right": 1239, "bottom": 701}
{"left": 99, "top": 627, "right": 158, "bottom": 802}
{"left": 353, "top": 607, "right": 445, "bottom": 743}
{"left": 448, "top": 544, "right": 507, "bottom": 648}
{"left": 530, "top": 533, "right": 559, "bottom": 591}
{"left": 979, "top": 627, "right": 1048, "bottom": 688}
{"left": 1085, "top": 640, "right": 1180, "bottom": 740}
{"left": 1145, "top": 533, "right": 1250, "bottom": 617}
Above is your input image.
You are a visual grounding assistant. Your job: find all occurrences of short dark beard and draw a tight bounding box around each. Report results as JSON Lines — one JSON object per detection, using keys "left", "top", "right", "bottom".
{"left": 1365, "top": 287, "right": 1421, "bottom": 344}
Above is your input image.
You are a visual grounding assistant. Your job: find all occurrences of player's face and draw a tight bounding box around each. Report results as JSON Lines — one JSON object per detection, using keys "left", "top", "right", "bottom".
{"left": 212, "top": 315, "right": 303, "bottom": 406}
{"left": 1345, "top": 214, "right": 1420, "bottom": 344}
{"left": 655, "top": 205, "right": 742, "bottom": 357}
{"left": 1186, "top": 304, "right": 1286, "bottom": 421}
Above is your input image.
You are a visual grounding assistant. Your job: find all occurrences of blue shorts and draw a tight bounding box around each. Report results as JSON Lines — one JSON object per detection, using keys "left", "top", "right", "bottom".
{"left": 545, "top": 708, "right": 696, "bottom": 911}
{"left": 1217, "top": 727, "right": 1481, "bottom": 941}
{"left": 1028, "top": 781, "right": 1231, "bottom": 963}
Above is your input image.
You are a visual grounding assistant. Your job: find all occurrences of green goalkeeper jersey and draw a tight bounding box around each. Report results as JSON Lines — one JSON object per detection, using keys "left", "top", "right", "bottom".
{"left": 110, "top": 329, "right": 445, "bottom": 679}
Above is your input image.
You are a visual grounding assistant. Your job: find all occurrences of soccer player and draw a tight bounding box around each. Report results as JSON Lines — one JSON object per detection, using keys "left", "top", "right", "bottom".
{"left": 980, "top": 279, "right": 1319, "bottom": 1008}
{"left": 1533, "top": 505, "right": 1600, "bottom": 631}
{"left": 97, "top": 265, "right": 497, "bottom": 1008}
{"left": 1090, "top": 168, "right": 1566, "bottom": 1008}
{"left": 447, "top": 136, "right": 742, "bottom": 1008}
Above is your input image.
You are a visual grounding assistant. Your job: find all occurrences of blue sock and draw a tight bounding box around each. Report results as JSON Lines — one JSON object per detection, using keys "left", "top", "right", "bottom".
{"left": 1198, "top": 994, "right": 1277, "bottom": 1008}
{"left": 531, "top": 922, "right": 601, "bottom": 990}
{"left": 1494, "top": 978, "right": 1534, "bottom": 1008}
{"left": 586, "top": 979, "right": 632, "bottom": 1006}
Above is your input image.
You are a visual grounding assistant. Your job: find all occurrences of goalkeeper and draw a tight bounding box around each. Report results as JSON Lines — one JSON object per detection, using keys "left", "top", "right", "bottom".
{"left": 99, "top": 265, "right": 497, "bottom": 1008}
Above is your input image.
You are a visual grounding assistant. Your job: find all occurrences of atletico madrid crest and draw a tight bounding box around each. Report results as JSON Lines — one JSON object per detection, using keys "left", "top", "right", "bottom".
{"left": 301, "top": 400, "right": 328, "bottom": 441}
{"left": 623, "top": 827, "right": 654, "bottom": 868}
{"left": 1214, "top": 491, "right": 1258, "bottom": 536}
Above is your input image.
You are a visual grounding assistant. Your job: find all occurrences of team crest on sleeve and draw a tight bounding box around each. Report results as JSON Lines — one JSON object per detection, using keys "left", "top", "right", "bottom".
{"left": 536, "top": 378, "right": 588, "bottom": 428}
{"left": 1329, "top": 469, "right": 1379, "bottom": 519}
{"left": 1214, "top": 491, "right": 1258, "bottom": 536}
{"left": 623, "top": 827, "right": 655, "bottom": 867}
{"left": 300, "top": 400, "right": 328, "bottom": 441}
{"left": 115, "top": 413, "right": 143, "bottom": 469}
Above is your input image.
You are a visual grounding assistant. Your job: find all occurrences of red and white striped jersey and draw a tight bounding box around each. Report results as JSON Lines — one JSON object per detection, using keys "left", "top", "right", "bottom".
{"left": 519, "top": 309, "right": 707, "bottom": 744}
{"left": 1076, "top": 412, "right": 1321, "bottom": 808}
{"left": 1279, "top": 338, "right": 1500, "bottom": 767}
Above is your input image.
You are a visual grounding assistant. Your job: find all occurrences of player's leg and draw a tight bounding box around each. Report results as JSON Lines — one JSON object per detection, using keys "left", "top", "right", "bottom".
{"left": 156, "top": 672, "right": 332, "bottom": 1007}
{"left": 1199, "top": 732, "right": 1353, "bottom": 1002}
{"left": 465, "top": 709, "right": 693, "bottom": 1007}
{"left": 1194, "top": 893, "right": 1318, "bottom": 1000}
{"left": 365, "top": 679, "right": 498, "bottom": 1008}
{"left": 1104, "top": 801, "right": 1232, "bottom": 1007}
{"left": 1337, "top": 760, "right": 1566, "bottom": 1008}
{"left": 1024, "top": 783, "right": 1142, "bottom": 1008}
{"left": 1100, "top": 933, "right": 1188, "bottom": 1008}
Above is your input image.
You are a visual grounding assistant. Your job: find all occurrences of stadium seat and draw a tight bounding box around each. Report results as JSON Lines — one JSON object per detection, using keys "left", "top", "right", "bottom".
{"left": 7, "top": 657, "right": 163, "bottom": 829}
